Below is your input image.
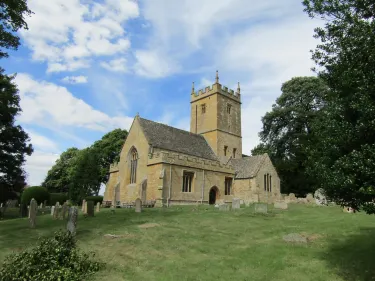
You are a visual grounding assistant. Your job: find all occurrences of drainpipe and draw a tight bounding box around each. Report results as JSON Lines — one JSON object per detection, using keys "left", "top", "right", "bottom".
{"left": 168, "top": 163, "right": 172, "bottom": 207}
{"left": 201, "top": 169, "right": 205, "bottom": 204}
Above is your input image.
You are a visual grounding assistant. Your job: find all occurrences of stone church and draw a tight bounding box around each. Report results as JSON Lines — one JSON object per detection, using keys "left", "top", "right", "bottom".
{"left": 103, "top": 72, "right": 281, "bottom": 206}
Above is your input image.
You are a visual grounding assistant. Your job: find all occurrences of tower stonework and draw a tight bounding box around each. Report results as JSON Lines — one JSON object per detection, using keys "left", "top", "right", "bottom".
{"left": 190, "top": 71, "right": 242, "bottom": 163}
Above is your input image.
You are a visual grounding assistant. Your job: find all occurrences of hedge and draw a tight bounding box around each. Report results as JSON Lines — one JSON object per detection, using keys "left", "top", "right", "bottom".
{"left": 84, "top": 196, "right": 103, "bottom": 205}
{"left": 49, "top": 193, "right": 68, "bottom": 206}
{"left": 20, "top": 186, "right": 50, "bottom": 205}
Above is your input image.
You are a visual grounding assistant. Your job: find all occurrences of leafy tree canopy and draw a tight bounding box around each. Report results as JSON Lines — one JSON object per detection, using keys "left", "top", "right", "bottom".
{"left": 303, "top": 0, "right": 375, "bottom": 213}
{"left": 252, "top": 76, "right": 329, "bottom": 196}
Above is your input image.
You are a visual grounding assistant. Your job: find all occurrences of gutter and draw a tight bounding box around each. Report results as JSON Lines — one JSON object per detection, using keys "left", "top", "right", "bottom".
{"left": 168, "top": 163, "right": 172, "bottom": 207}
{"left": 201, "top": 169, "right": 205, "bottom": 204}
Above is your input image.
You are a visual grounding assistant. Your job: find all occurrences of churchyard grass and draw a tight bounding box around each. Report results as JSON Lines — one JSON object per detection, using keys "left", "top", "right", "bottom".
{"left": 0, "top": 204, "right": 374, "bottom": 281}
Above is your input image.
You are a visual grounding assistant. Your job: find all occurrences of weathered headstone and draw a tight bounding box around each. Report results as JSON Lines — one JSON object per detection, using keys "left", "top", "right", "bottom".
{"left": 96, "top": 202, "right": 100, "bottom": 212}
{"left": 314, "top": 188, "right": 328, "bottom": 206}
{"left": 135, "top": 198, "right": 142, "bottom": 213}
{"left": 0, "top": 203, "right": 2, "bottom": 208}
{"left": 306, "top": 193, "right": 314, "bottom": 203}
{"left": 232, "top": 198, "right": 241, "bottom": 210}
{"left": 87, "top": 201, "right": 94, "bottom": 217}
{"left": 219, "top": 204, "right": 230, "bottom": 211}
{"left": 82, "top": 199, "right": 86, "bottom": 212}
{"left": 39, "top": 202, "right": 43, "bottom": 209}
{"left": 254, "top": 203, "right": 268, "bottom": 213}
{"left": 50, "top": 206, "right": 55, "bottom": 216}
{"left": 61, "top": 202, "right": 68, "bottom": 220}
{"left": 28, "top": 198, "right": 38, "bottom": 228}
{"left": 53, "top": 203, "right": 60, "bottom": 219}
{"left": 274, "top": 201, "right": 288, "bottom": 210}
{"left": 289, "top": 193, "right": 297, "bottom": 201}
{"left": 67, "top": 207, "right": 78, "bottom": 236}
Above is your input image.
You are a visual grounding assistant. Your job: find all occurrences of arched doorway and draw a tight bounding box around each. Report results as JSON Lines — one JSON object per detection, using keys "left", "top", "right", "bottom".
{"left": 209, "top": 186, "right": 219, "bottom": 205}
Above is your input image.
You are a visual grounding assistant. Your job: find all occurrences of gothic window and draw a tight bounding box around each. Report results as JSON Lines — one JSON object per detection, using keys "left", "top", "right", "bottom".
{"left": 227, "top": 104, "right": 232, "bottom": 114}
{"left": 264, "top": 174, "right": 267, "bottom": 191}
{"left": 182, "top": 171, "right": 194, "bottom": 192}
{"left": 129, "top": 148, "right": 138, "bottom": 184}
{"left": 201, "top": 104, "right": 206, "bottom": 114}
{"left": 225, "top": 177, "right": 233, "bottom": 195}
{"left": 270, "top": 175, "right": 272, "bottom": 192}
{"left": 224, "top": 145, "right": 228, "bottom": 156}
{"left": 233, "top": 148, "right": 237, "bottom": 158}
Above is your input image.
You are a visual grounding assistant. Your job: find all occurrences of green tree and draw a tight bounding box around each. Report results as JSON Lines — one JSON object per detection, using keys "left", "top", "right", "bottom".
{"left": 0, "top": 70, "right": 33, "bottom": 192}
{"left": 0, "top": 0, "right": 33, "bottom": 59}
{"left": 303, "top": 0, "right": 375, "bottom": 213}
{"left": 42, "top": 148, "right": 80, "bottom": 193}
{"left": 91, "top": 128, "right": 128, "bottom": 184}
{"left": 68, "top": 148, "right": 101, "bottom": 203}
{"left": 252, "top": 77, "right": 328, "bottom": 196}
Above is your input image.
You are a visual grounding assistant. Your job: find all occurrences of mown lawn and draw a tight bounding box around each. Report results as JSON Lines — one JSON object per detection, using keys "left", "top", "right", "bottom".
{"left": 0, "top": 204, "right": 374, "bottom": 281}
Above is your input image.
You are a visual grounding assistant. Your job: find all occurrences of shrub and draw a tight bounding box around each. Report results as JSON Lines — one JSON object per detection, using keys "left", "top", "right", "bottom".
{"left": 0, "top": 231, "right": 103, "bottom": 281}
{"left": 49, "top": 193, "right": 68, "bottom": 205}
{"left": 20, "top": 186, "right": 49, "bottom": 205}
{"left": 85, "top": 196, "right": 103, "bottom": 205}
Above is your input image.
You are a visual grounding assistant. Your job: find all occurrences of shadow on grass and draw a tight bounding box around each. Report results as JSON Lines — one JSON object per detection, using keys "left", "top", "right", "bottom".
{"left": 323, "top": 227, "right": 375, "bottom": 281}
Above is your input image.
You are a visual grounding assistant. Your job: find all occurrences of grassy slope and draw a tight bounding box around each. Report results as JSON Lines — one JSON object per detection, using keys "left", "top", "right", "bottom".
{"left": 0, "top": 204, "right": 374, "bottom": 281}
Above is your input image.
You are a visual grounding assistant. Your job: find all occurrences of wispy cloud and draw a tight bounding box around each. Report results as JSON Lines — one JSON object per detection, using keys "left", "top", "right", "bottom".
{"left": 61, "top": 75, "right": 88, "bottom": 84}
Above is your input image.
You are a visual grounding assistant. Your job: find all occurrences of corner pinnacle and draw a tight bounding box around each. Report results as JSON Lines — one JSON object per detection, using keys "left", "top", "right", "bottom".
{"left": 215, "top": 70, "right": 219, "bottom": 84}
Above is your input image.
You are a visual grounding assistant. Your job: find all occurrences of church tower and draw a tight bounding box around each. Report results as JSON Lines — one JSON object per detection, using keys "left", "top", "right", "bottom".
{"left": 190, "top": 71, "right": 242, "bottom": 163}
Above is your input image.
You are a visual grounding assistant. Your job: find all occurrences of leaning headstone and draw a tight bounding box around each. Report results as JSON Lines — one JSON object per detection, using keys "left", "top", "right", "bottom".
{"left": 96, "top": 202, "right": 100, "bottom": 212}
{"left": 219, "top": 204, "right": 230, "bottom": 211}
{"left": 135, "top": 198, "right": 142, "bottom": 213}
{"left": 50, "top": 206, "right": 55, "bottom": 216}
{"left": 87, "top": 201, "right": 94, "bottom": 217}
{"left": 232, "top": 198, "right": 241, "bottom": 210}
{"left": 39, "top": 202, "right": 43, "bottom": 209}
{"left": 61, "top": 202, "right": 68, "bottom": 220}
{"left": 28, "top": 198, "right": 38, "bottom": 228}
{"left": 274, "top": 201, "right": 288, "bottom": 210}
{"left": 67, "top": 207, "right": 78, "bottom": 236}
{"left": 314, "top": 188, "right": 328, "bottom": 206}
{"left": 254, "top": 203, "right": 268, "bottom": 214}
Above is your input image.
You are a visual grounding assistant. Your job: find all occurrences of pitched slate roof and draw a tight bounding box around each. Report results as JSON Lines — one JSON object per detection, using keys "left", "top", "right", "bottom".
{"left": 230, "top": 154, "right": 268, "bottom": 179}
{"left": 138, "top": 117, "right": 218, "bottom": 161}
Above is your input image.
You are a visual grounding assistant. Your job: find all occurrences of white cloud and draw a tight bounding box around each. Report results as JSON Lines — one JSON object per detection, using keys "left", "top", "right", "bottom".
{"left": 134, "top": 50, "right": 179, "bottom": 78}
{"left": 26, "top": 130, "right": 60, "bottom": 152}
{"left": 61, "top": 75, "right": 88, "bottom": 84}
{"left": 15, "top": 73, "right": 134, "bottom": 132}
{"left": 24, "top": 151, "right": 60, "bottom": 186}
{"left": 100, "top": 57, "right": 128, "bottom": 72}
{"left": 21, "top": 0, "right": 139, "bottom": 72}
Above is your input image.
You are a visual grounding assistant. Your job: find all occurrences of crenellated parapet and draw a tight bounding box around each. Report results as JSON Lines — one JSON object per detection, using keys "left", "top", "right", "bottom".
{"left": 109, "top": 162, "right": 119, "bottom": 173}
{"left": 148, "top": 151, "right": 234, "bottom": 174}
{"left": 191, "top": 80, "right": 241, "bottom": 104}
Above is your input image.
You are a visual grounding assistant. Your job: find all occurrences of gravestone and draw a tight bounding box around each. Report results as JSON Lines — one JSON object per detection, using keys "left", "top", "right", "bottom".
{"left": 314, "top": 188, "right": 328, "bottom": 206}
{"left": 254, "top": 203, "right": 268, "bottom": 214}
{"left": 53, "top": 203, "right": 60, "bottom": 219}
{"left": 219, "top": 204, "right": 230, "bottom": 211}
{"left": 289, "top": 193, "right": 297, "bottom": 201}
{"left": 87, "top": 201, "right": 94, "bottom": 217}
{"left": 274, "top": 201, "right": 288, "bottom": 210}
{"left": 0, "top": 203, "right": 2, "bottom": 208}
{"left": 306, "top": 193, "right": 314, "bottom": 203}
{"left": 135, "top": 198, "right": 142, "bottom": 213}
{"left": 61, "top": 202, "right": 68, "bottom": 220}
{"left": 39, "top": 203, "right": 43, "bottom": 209}
{"left": 28, "top": 198, "right": 38, "bottom": 228}
{"left": 67, "top": 207, "right": 78, "bottom": 236}
{"left": 96, "top": 202, "right": 100, "bottom": 212}
{"left": 232, "top": 198, "right": 241, "bottom": 210}
{"left": 50, "top": 206, "right": 55, "bottom": 216}
{"left": 82, "top": 199, "right": 86, "bottom": 212}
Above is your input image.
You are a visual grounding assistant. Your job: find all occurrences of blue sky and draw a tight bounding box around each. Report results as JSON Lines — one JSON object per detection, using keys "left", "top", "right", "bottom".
{"left": 2, "top": 0, "right": 321, "bottom": 192}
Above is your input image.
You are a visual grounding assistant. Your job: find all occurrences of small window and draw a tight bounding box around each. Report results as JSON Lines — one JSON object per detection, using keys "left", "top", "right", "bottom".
{"left": 225, "top": 177, "right": 232, "bottom": 195}
{"left": 233, "top": 148, "right": 237, "bottom": 158}
{"left": 182, "top": 171, "right": 194, "bottom": 192}
{"left": 227, "top": 104, "right": 232, "bottom": 114}
{"left": 201, "top": 104, "right": 206, "bottom": 114}
{"left": 264, "top": 174, "right": 267, "bottom": 191}
{"left": 224, "top": 145, "right": 228, "bottom": 156}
